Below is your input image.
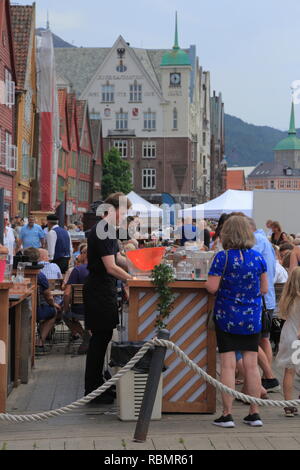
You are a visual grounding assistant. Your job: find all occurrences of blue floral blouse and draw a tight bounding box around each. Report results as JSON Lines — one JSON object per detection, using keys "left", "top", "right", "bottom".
{"left": 209, "top": 249, "right": 267, "bottom": 335}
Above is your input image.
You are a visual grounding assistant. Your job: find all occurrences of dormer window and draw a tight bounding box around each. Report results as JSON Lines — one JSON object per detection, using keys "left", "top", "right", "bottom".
{"left": 285, "top": 167, "right": 293, "bottom": 176}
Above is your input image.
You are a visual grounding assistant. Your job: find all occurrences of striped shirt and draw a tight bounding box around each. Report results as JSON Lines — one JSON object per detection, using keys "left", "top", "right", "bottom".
{"left": 41, "top": 262, "right": 63, "bottom": 280}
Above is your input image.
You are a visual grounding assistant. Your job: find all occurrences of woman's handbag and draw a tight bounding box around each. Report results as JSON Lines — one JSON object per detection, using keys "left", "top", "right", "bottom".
{"left": 261, "top": 296, "right": 272, "bottom": 334}
{"left": 207, "top": 251, "right": 228, "bottom": 331}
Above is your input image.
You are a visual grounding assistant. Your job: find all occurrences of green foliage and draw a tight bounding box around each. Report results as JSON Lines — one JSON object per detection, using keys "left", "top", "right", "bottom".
{"left": 225, "top": 114, "right": 287, "bottom": 166}
{"left": 102, "top": 147, "right": 133, "bottom": 199}
{"left": 152, "top": 264, "right": 176, "bottom": 330}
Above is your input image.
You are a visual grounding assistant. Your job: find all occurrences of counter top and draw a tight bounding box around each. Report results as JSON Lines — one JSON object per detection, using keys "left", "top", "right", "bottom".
{"left": 128, "top": 279, "right": 208, "bottom": 289}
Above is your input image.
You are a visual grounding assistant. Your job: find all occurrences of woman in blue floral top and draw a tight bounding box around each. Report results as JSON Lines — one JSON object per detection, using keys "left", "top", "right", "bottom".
{"left": 205, "top": 216, "right": 268, "bottom": 429}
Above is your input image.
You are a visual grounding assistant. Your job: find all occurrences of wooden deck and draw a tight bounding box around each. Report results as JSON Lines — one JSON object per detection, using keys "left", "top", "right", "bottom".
{"left": 0, "top": 340, "right": 300, "bottom": 451}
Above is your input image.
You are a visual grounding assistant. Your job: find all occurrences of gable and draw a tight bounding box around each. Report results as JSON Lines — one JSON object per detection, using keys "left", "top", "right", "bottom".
{"left": 80, "top": 36, "right": 164, "bottom": 103}
{"left": 0, "top": 0, "right": 17, "bottom": 83}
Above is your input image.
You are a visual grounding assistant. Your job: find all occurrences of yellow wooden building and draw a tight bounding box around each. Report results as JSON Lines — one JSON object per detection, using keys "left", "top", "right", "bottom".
{"left": 11, "top": 4, "right": 36, "bottom": 217}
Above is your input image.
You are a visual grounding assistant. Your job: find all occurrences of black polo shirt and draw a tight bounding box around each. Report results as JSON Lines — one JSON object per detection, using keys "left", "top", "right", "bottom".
{"left": 84, "top": 221, "right": 120, "bottom": 331}
{"left": 87, "top": 221, "right": 119, "bottom": 280}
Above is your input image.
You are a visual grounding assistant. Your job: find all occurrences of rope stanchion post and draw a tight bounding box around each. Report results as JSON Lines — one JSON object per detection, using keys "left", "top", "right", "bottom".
{"left": 133, "top": 330, "right": 170, "bottom": 443}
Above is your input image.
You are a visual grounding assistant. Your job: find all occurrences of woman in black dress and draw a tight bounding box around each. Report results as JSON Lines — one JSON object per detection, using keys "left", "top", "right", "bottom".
{"left": 271, "top": 221, "right": 288, "bottom": 246}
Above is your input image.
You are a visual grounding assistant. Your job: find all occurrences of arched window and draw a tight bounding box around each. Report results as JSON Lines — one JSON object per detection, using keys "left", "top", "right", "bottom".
{"left": 173, "top": 108, "right": 178, "bottom": 130}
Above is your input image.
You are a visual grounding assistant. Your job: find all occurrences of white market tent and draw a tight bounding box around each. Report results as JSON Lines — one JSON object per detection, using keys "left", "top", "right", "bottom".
{"left": 179, "top": 190, "right": 254, "bottom": 219}
{"left": 127, "top": 191, "right": 163, "bottom": 218}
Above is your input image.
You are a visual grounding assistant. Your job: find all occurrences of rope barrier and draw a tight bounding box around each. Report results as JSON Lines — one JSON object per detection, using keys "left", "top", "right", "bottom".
{"left": 1, "top": 338, "right": 300, "bottom": 424}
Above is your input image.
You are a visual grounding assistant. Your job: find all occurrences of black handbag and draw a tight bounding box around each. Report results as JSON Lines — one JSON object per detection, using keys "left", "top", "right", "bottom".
{"left": 261, "top": 296, "right": 272, "bottom": 334}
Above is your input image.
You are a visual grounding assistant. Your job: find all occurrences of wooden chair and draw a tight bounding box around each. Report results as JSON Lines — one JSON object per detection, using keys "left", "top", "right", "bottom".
{"left": 71, "top": 284, "right": 84, "bottom": 307}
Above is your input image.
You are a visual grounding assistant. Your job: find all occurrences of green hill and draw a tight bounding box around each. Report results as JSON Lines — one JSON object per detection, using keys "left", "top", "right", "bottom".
{"left": 225, "top": 114, "right": 287, "bottom": 166}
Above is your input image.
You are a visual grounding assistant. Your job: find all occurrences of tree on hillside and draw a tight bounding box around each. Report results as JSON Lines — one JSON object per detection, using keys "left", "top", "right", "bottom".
{"left": 102, "top": 147, "right": 133, "bottom": 199}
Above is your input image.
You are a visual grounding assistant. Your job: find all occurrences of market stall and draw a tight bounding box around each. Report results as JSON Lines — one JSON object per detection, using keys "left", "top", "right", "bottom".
{"left": 126, "top": 247, "right": 217, "bottom": 414}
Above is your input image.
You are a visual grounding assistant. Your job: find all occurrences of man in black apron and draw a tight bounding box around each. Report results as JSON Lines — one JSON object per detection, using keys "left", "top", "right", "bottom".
{"left": 84, "top": 193, "right": 133, "bottom": 404}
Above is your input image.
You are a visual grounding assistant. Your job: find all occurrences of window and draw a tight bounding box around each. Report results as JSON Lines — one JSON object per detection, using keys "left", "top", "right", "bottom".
{"left": 71, "top": 152, "right": 77, "bottom": 169}
{"left": 173, "top": 108, "right": 178, "bottom": 130}
{"left": 57, "top": 176, "right": 65, "bottom": 202}
{"left": 203, "top": 155, "right": 206, "bottom": 170}
{"left": 78, "top": 180, "right": 89, "bottom": 202}
{"left": 102, "top": 83, "right": 114, "bottom": 103}
{"left": 142, "top": 169, "right": 156, "bottom": 189}
{"left": 192, "top": 173, "right": 195, "bottom": 192}
{"left": 5, "top": 69, "right": 15, "bottom": 107}
{"left": 5, "top": 132, "right": 17, "bottom": 171}
{"left": 58, "top": 150, "right": 65, "bottom": 170}
{"left": 68, "top": 177, "right": 77, "bottom": 198}
{"left": 143, "top": 142, "right": 156, "bottom": 159}
{"left": 22, "top": 140, "right": 30, "bottom": 179}
{"left": 116, "top": 110, "right": 128, "bottom": 130}
{"left": 270, "top": 180, "right": 275, "bottom": 189}
{"left": 144, "top": 110, "right": 156, "bottom": 130}
{"left": 80, "top": 154, "right": 90, "bottom": 174}
{"left": 203, "top": 132, "right": 206, "bottom": 146}
{"left": 113, "top": 140, "right": 128, "bottom": 158}
{"left": 129, "top": 81, "right": 142, "bottom": 102}
{"left": 279, "top": 180, "right": 284, "bottom": 189}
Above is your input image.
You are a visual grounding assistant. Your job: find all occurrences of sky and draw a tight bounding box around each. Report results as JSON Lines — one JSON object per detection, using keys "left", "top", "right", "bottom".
{"left": 15, "top": 0, "right": 300, "bottom": 131}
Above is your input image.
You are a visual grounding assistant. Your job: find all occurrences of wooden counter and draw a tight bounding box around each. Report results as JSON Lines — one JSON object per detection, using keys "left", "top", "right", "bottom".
{"left": 0, "top": 285, "right": 34, "bottom": 413}
{"left": 128, "top": 280, "right": 216, "bottom": 414}
{"left": 13, "top": 269, "right": 40, "bottom": 367}
{"left": 0, "top": 282, "right": 13, "bottom": 413}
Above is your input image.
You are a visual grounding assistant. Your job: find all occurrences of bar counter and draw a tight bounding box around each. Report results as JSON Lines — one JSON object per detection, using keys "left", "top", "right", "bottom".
{"left": 128, "top": 280, "right": 216, "bottom": 414}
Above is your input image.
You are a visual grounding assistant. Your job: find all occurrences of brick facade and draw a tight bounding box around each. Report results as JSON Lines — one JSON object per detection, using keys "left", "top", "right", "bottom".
{"left": 105, "top": 136, "right": 196, "bottom": 203}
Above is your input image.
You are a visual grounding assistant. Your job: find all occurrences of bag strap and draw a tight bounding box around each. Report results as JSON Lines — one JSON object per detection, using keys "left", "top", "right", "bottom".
{"left": 220, "top": 250, "right": 228, "bottom": 286}
{"left": 262, "top": 295, "right": 267, "bottom": 311}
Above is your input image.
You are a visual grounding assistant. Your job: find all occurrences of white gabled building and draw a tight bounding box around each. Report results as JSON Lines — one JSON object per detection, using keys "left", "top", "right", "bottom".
{"left": 55, "top": 16, "right": 214, "bottom": 204}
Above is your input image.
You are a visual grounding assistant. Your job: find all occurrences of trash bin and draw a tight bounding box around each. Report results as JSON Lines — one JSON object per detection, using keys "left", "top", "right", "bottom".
{"left": 110, "top": 342, "right": 163, "bottom": 422}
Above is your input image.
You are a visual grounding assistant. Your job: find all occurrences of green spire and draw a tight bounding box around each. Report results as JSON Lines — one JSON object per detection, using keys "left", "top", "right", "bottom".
{"left": 160, "top": 13, "right": 191, "bottom": 67}
{"left": 174, "top": 12, "right": 179, "bottom": 50}
{"left": 289, "top": 101, "right": 296, "bottom": 135}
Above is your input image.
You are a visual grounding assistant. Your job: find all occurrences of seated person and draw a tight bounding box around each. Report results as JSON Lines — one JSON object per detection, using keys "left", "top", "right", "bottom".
{"left": 24, "top": 248, "right": 61, "bottom": 351}
{"left": 63, "top": 247, "right": 90, "bottom": 354}
{"left": 62, "top": 243, "right": 87, "bottom": 290}
{"left": 39, "top": 248, "right": 63, "bottom": 306}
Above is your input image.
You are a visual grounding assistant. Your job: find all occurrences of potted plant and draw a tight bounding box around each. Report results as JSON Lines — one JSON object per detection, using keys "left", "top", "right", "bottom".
{"left": 152, "top": 263, "right": 176, "bottom": 330}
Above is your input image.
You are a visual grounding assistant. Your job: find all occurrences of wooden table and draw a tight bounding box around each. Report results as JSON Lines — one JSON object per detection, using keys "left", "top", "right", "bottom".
{"left": 13, "top": 269, "right": 40, "bottom": 367}
{"left": 9, "top": 288, "right": 34, "bottom": 390}
{"left": 0, "top": 282, "right": 13, "bottom": 413}
{"left": 128, "top": 280, "right": 216, "bottom": 414}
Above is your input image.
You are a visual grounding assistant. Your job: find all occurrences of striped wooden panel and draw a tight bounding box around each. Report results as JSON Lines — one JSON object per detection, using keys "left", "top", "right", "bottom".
{"left": 128, "top": 286, "right": 216, "bottom": 414}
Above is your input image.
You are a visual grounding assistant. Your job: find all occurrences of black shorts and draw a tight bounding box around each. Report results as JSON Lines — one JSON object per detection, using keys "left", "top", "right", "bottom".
{"left": 216, "top": 325, "right": 260, "bottom": 354}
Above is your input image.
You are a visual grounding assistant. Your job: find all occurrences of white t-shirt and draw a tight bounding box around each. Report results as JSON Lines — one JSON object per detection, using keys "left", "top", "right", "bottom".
{"left": 4, "top": 227, "right": 16, "bottom": 264}
{"left": 274, "top": 260, "right": 288, "bottom": 284}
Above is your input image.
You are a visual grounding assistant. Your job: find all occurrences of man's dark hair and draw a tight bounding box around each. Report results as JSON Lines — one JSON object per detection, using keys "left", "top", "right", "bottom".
{"left": 23, "top": 247, "right": 40, "bottom": 263}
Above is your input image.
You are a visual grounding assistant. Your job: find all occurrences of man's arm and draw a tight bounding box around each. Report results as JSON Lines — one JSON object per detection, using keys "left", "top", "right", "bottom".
{"left": 116, "top": 252, "right": 128, "bottom": 272}
{"left": 47, "top": 230, "right": 57, "bottom": 261}
{"left": 63, "top": 285, "right": 72, "bottom": 312}
{"left": 102, "top": 255, "right": 132, "bottom": 283}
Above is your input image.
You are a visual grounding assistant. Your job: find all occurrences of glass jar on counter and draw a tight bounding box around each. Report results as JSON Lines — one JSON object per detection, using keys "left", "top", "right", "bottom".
{"left": 176, "top": 258, "right": 194, "bottom": 281}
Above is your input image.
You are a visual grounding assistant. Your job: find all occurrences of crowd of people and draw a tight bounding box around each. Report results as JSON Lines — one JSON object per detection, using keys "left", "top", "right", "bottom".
{"left": 206, "top": 216, "right": 300, "bottom": 427}
{"left": 2, "top": 202, "right": 300, "bottom": 421}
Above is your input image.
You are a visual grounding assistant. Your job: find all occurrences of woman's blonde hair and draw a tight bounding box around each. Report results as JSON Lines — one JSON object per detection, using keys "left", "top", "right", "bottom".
{"left": 221, "top": 216, "right": 255, "bottom": 250}
{"left": 278, "top": 267, "right": 300, "bottom": 319}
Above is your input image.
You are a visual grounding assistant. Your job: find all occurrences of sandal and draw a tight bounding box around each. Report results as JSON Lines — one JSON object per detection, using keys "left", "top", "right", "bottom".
{"left": 284, "top": 407, "right": 296, "bottom": 417}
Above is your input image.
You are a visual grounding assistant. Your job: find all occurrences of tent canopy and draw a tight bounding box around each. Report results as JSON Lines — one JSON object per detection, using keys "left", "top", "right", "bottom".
{"left": 127, "top": 191, "right": 163, "bottom": 218}
{"left": 179, "top": 190, "right": 253, "bottom": 219}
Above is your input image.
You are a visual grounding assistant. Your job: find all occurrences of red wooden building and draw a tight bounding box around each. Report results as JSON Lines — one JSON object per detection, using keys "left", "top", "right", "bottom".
{"left": 0, "top": 0, "right": 17, "bottom": 217}
{"left": 76, "top": 100, "right": 93, "bottom": 215}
